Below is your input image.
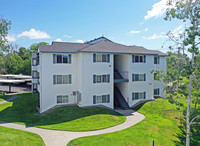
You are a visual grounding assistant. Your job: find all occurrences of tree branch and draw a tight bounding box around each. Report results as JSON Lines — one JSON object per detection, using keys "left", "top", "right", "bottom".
{"left": 189, "top": 115, "right": 200, "bottom": 125}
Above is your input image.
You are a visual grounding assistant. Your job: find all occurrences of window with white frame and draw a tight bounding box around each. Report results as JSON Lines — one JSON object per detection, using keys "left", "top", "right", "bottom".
{"left": 132, "top": 55, "right": 146, "bottom": 63}
{"left": 132, "top": 92, "right": 146, "bottom": 100}
{"left": 57, "top": 95, "right": 69, "bottom": 103}
{"left": 53, "top": 54, "right": 71, "bottom": 64}
{"left": 93, "top": 74, "right": 110, "bottom": 83}
{"left": 154, "top": 88, "right": 160, "bottom": 96}
{"left": 53, "top": 75, "right": 72, "bottom": 85}
{"left": 154, "top": 56, "right": 160, "bottom": 64}
{"left": 93, "top": 94, "right": 110, "bottom": 104}
{"left": 132, "top": 74, "right": 146, "bottom": 81}
{"left": 93, "top": 54, "right": 110, "bottom": 63}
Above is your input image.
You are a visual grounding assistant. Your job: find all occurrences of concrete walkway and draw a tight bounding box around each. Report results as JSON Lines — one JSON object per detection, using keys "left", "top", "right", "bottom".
{"left": 0, "top": 109, "right": 145, "bottom": 146}
{"left": 0, "top": 95, "right": 19, "bottom": 104}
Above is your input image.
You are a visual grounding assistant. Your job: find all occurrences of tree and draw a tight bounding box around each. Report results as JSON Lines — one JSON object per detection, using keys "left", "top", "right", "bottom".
{"left": 30, "top": 42, "right": 48, "bottom": 53}
{"left": 18, "top": 47, "right": 31, "bottom": 60}
{"left": 0, "top": 17, "right": 11, "bottom": 53}
{"left": 165, "top": 0, "right": 200, "bottom": 145}
{"left": 5, "top": 53, "right": 23, "bottom": 74}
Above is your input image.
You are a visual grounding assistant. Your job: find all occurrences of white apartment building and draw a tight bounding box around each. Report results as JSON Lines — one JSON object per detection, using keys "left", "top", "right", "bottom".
{"left": 32, "top": 37, "right": 167, "bottom": 114}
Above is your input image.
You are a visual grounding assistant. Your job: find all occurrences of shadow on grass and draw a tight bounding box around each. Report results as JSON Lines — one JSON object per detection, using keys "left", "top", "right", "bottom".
{"left": 0, "top": 93, "right": 124, "bottom": 130}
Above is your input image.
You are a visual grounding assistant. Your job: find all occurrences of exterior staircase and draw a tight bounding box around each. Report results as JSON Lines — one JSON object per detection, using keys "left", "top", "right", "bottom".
{"left": 114, "top": 86, "right": 130, "bottom": 110}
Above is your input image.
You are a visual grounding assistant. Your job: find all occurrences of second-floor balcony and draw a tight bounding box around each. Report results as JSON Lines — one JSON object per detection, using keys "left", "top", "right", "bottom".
{"left": 114, "top": 70, "right": 129, "bottom": 83}
{"left": 32, "top": 65, "right": 38, "bottom": 71}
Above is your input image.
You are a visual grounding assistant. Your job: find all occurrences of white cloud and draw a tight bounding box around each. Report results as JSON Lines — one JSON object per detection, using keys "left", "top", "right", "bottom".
{"left": 144, "top": 0, "right": 176, "bottom": 20}
{"left": 6, "top": 35, "right": 16, "bottom": 42}
{"left": 55, "top": 38, "right": 62, "bottom": 42}
{"left": 143, "top": 34, "right": 167, "bottom": 40}
{"left": 144, "top": 28, "right": 148, "bottom": 31}
{"left": 63, "top": 35, "right": 72, "bottom": 38}
{"left": 75, "top": 40, "right": 84, "bottom": 43}
{"left": 17, "top": 28, "right": 51, "bottom": 39}
{"left": 129, "top": 30, "right": 140, "bottom": 34}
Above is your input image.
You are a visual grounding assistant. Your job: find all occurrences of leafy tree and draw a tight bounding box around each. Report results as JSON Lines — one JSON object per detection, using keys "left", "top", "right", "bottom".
{"left": 165, "top": 0, "right": 200, "bottom": 145}
{"left": 18, "top": 47, "right": 31, "bottom": 60}
{"left": 0, "top": 17, "right": 11, "bottom": 53}
{"left": 21, "top": 58, "right": 31, "bottom": 75}
{"left": 5, "top": 53, "right": 23, "bottom": 74}
{"left": 30, "top": 42, "right": 48, "bottom": 53}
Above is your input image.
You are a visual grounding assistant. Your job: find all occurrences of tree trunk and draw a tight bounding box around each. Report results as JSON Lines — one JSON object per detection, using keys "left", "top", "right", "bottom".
{"left": 186, "top": 73, "right": 193, "bottom": 146}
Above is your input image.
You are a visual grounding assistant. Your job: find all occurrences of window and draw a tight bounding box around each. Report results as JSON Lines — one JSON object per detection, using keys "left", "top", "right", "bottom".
{"left": 57, "top": 96, "right": 62, "bottom": 103}
{"left": 57, "top": 95, "right": 68, "bottom": 103}
{"left": 132, "top": 92, "right": 146, "bottom": 100}
{"left": 53, "top": 54, "right": 72, "bottom": 64}
{"left": 32, "top": 71, "right": 39, "bottom": 79}
{"left": 132, "top": 74, "right": 146, "bottom": 81}
{"left": 93, "top": 54, "right": 110, "bottom": 63}
{"left": 132, "top": 55, "right": 146, "bottom": 63}
{"left": 93, "top": 94, "right": 110, "bottom": 104}
{"left": 154, "top": 88, "right": 160, "bottom": 96}
{"left": 93, "top": 74, "right": 110, "bottom": 83}
{"left": 53, "top": 75, "right": 72, "bottom": 85}
{"left": 57, "top": 55, "right": 62, "bottom": 63}
{"left": 154, "top": 56, "right": 160, "bottom": 64}
{"left": 63, "top": 55, "right": 68, "bottom": 63}
{"left": 57, "top": 75, "right": 62, "bottom": 84}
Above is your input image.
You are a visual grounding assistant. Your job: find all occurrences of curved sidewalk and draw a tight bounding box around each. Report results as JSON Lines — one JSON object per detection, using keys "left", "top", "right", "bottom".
{"left": 0, "top": 109, "right": 145, "bottom": 146}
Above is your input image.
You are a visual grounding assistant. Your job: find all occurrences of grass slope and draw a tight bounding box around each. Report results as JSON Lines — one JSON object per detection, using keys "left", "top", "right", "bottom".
{"left": 68, "top": 99, "right": 182, "bottom": 146}
{"left": 0, "top": 95, "right": 11, "bottom": 102}
{"left": 0, "top": 93, "right": 125, "bottom": 131}
{"left": 0, "top": 126, "right": 45, "bottom": 146}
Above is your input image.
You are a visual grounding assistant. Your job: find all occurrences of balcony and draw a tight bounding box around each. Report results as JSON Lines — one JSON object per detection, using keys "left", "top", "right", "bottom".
{"left": 32, "top": 78, "right": 39, "bottom": 84}
{"left": 114, "top": 70, "right": 129, "bottom": 83}
{"left": 32, "top": 65, "right": 38, "bottom": 71}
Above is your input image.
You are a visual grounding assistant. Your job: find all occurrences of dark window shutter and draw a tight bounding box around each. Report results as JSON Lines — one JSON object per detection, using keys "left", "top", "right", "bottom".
{"left": 107, "top": 74, "right": 110, "bottom": 83}
{"left": 69, "top": 54, "right": 72, "bottom": 64}
{"left": 158, "top": 88, "right": 160, "bottom": 95}
{"left": 53, "top": 54, "right": 56, "bottom": 64}
{"left": 158, "top": 57, "right": 160, "bottom": 64}
{"left": 93, "top": 54, "right": 96, "bottom": 62}
{"left": 132, "top": 93, "right": 135, "bottom": 100}
{"left": 107, "top": 94, "right": 110, "bottom": 103}
{"left": 144, "top": 55, "right": 146, "bottom": 63}
{"left": 69, "top": 75, "right": 72, "bottom": 84}
{"left": 107, "top": 54, "right": 110, "bottom": 63}
{"left": 144, "top": 92, "right": 146, "bottom": 99}
{"left": 132, "top": 74, "right": 135, "bottom": 82}
{"left": 93, "top": 95, "right": 96, "bottom": 104}
{"left": 144, "top": 74, "right": 146, "bottom": 81}
{"left": 93, "top": 75, "right": 96, "bottom": 83}
{"left": 132, "top": 55, "right": 135, "bottom": 63}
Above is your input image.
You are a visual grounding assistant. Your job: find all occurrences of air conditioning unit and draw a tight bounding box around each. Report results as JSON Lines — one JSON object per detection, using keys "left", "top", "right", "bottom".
{"left": 73, "top": 91, "right": 76, "bottom": 95}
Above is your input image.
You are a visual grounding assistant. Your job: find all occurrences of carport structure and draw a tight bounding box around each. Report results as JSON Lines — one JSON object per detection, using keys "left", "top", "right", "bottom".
{"left": 0, "top": 80, "right": 25, "bottom": 92}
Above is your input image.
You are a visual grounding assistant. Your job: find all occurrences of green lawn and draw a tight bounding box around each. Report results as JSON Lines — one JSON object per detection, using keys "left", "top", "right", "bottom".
{"left": 68, "top": 99, "right": 182, "bottom": 146}
{"left": 0, "top": 93, "right": 126, "bottom": 131}
{"left": 0, "top": 126, "right": 45, "bottom": 146}
{"left": 0, "top": 95, "right": 11, "bottom": 102}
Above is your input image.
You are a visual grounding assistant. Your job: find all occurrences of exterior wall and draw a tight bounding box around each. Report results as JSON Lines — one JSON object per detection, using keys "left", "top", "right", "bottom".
{"left": 128, "top": 55, "right": 166, "bottom": 107}
{"left": 80, "top": 53, "right": 114, "bottom": 109}
{"left": 153, "top": 56, "right": 166, "bottom": 97}
{"left": 39, "top": 53, "right": 77, "bottom": 113}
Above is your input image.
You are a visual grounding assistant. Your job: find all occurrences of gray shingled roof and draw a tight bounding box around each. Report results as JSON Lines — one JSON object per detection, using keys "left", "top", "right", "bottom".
{"left": 38, "top": 38, "right": 167, "bottom": 56}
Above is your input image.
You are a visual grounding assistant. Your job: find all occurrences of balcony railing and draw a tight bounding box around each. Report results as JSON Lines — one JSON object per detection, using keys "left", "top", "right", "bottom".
{"left": 114, "top": 70, "right": 129, "bottom": 83}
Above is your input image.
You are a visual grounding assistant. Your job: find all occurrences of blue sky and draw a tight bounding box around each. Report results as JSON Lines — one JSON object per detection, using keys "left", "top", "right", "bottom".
{"left": 1, "top": 0, "right": 184, "bottom": 53}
